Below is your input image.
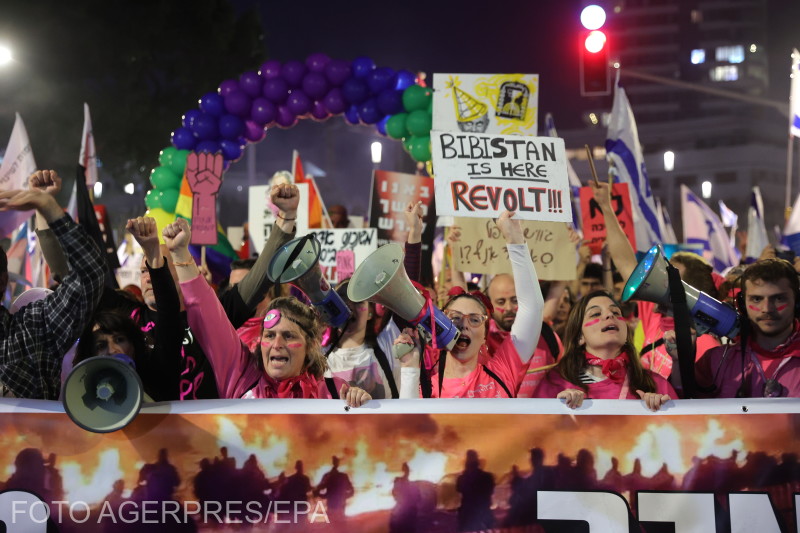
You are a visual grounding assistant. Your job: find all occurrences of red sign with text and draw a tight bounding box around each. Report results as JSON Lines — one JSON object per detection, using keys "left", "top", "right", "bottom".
{"left": 579, "top": 182, "right": 636, "bottom": 254}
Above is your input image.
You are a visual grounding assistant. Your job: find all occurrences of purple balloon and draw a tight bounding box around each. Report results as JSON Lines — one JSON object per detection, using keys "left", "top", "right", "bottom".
{"left": 250, "top": 98, "right": 277, "bottom": 126}
{"left": 344, "top": 104, "right": 360, "bottom": 125}
{"left": 323, "top": 88, "right": 346, "bottom": 115}
{"left": 244, "top": 120, "right": 267, "bottom": 142}
{"left": 182, "top": 109, "right": 202, "bottom": 129}
{"left": 376, "top": 89, "right": 404, "bottom": 115}
{"left": 171, "top": 127, "right": 196, "bottom": 150}
{"left": 199, "top": 92, "right": 225, "bottom": 116}
{"left": 262, "top": 78, "right": 289, "bottom": 104}
{"left": 220, "top": 139, "right": 245, "bottom": 161}
{"left": 341, "top": 78, "right": 368, "bottom": 105}
{"left": 302, "top": 72, "right": 329, "bottom": 100}
{"left": 306, "top": 52, "right": 331, "bottom": 73}
{"left": 259, "top": 60, "right": 282, "bottom": 80}
{"left": 376, "top": 115, "right": 389, "bottom": 136}
{"left": 352, "top": 56, "right": 376, "bottom": 79}
{"left": 281, "top": 60, "right": 307, "bottom": 89}
{"left": 393, "top": 69, "right": 416, "bottom": 91}
{"left": 310, "top": 100, "right": 329, "bottom": 121}
{"left": 276, "top": 105, "right": 297, "bottom": 128}
{"left": 219, "top": 114, "right": 246, "bottom": 140}
{"left": 367, "top": 67, "right": 395, "bottom": 95}
{"left": 196, "top": 140, "right": 221, "bottom": 154}
{"left": 218, "top": 79, "right": 240, "bottom": 97}
{"left": 239, "top": 71, "right": 263, "bottom": 98}
{"left": 286, "top": 90, "right": 312, "bottom": 116}
{"left": 325, "top": 59, "right": 352, "bottom": 86}
{"left": 358, "top": 98, "right": 381, "bottom": 124}
{"left": 224, "top": 90, "right": 252, "bottom": 118}
{"left": 191, "top": 113, "right": 219, "bottom": 141}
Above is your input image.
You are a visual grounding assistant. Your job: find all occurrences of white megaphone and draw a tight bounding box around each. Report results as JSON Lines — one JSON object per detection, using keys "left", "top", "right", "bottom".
{"left": 267, "top": 234, "right": 351, "bottom": 328}
{"left": 622, "top": 245, "right": 739, "bottom": 338}
{"left": 347, "top": 243, "right": 460, "bottom": 350}
{"left": 63, "top": 354, "right": 143, "bottom": 433}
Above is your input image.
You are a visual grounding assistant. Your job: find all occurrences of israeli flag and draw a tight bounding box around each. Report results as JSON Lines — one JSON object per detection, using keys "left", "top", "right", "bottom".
{"left": 784, "top": 192, "right": 800, "bottom": 255}
{"left": 545, "top": 113, "right": 583, "bottom": 232}
{"left": 681, "top": 185, "right": 738, "bottom": 273}
{"left": 745, "top": 186, "right": 770, "bottom": 263}
{"left": 792, "top": 49, "right": 800, "bottom": 138}
{"left": 606, "top": 82, "right": 662, "bottom": 252}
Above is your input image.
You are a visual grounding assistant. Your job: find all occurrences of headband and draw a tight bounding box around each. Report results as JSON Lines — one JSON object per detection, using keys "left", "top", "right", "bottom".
{"left": 263, "top": 309, "right": 311, "bottom": 336}
{"left": 447, "top": 286, "right": 494, "bottom": 316}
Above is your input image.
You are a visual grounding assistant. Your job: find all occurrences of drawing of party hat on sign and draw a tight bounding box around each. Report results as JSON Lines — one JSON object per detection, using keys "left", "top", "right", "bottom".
{"left": 446, "top": 77, "right": 489, "bottom": 133}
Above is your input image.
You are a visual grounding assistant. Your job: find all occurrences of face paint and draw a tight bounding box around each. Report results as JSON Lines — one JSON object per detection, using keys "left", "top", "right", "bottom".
{"left": 583, "top": 318, "right": 601, "bottom": 328}
{"left": 777, "top": 304, "right": 789, "bottom": 312}
{"left": 260, "top": 340, "right": 272, "bottom": 350}
{"left": 286, "top": 342, "right": 304, "bottom": 349}
{"left": 748, "top": 305, "right": 761, "bottom": 312}
{"left": 264, "top": 309, "right": 282, "bottom": 329}
{"left": 495, "top": 307, "right": 506, "bottom": 315}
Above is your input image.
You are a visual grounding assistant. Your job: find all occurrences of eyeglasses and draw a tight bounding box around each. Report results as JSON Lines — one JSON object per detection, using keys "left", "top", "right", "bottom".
{"left": 445, "top": 311, "right": 487, "bottom": 328}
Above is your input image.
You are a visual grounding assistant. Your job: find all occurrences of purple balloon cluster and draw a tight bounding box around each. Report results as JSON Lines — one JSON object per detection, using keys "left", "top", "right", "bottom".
{"left": 170, "top": 54, "right": 419, "bottom": 162}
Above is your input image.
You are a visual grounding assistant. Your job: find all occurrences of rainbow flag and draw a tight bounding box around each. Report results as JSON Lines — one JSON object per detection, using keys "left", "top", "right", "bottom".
{"left": 175, "top": 175, "right": 237, "bottom": 284}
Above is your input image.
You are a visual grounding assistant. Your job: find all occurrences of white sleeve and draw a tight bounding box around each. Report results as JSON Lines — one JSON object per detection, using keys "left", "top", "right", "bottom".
{"left": 399, "top": 367, "right": 422, "bottom": 399}
{"left": 508, "top": 243, "right": 543, "bottom": 364}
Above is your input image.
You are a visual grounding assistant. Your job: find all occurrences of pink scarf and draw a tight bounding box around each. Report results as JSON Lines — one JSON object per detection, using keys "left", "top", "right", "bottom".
{"left": 584, "top": 350, "right": 629, "bottom": 383}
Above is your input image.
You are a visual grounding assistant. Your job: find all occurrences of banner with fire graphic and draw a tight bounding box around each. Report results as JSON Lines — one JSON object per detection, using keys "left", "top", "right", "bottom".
{"left": 0, "top": 398, "right": 799, "bottom": 532}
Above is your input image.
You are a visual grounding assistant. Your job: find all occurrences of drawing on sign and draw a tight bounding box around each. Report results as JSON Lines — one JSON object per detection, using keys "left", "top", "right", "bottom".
{"left": 445, "top": 77, "right": 489, "bottom": 133}
{"left": 495, "top": 81, "right": 529, "bottom": 121}
{"left": 186, "top": 151, "right": 224, "bottom": 246}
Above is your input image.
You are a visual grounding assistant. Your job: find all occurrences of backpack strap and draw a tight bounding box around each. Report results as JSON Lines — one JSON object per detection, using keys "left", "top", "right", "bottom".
{"left": 372, "top": 344, "right": 400, "bottom": 399}
{"left": 540, "top": 322, "right": 560, "bottom": 359}
{"left": 482, "top": 365, "right": 514, "bottom": 398}
{"left": 324, "top": 377, "right": 340, "bottom": 399}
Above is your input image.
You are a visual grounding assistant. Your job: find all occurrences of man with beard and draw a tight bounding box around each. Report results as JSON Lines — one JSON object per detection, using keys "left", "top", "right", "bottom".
{"left": 485, "top": 273, "right": 561, "bottom": 397}
{"left": 696, "top": 259, "right": 800, "bottom": 397}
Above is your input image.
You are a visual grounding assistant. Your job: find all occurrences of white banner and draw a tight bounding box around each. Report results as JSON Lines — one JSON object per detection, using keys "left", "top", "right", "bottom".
{"left": 431, "top": 132, "right": 571, "bottom": 222}
{"left": 247, "top": 183, "right": 309, "bottom": 251}
{"left": 308, "top": 228, "right": 378, "bottom": 284}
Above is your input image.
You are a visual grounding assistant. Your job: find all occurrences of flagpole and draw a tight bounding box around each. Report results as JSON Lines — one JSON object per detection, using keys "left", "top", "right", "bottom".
{"left": 786, "top": 133, "right": 794, "bottom": 217}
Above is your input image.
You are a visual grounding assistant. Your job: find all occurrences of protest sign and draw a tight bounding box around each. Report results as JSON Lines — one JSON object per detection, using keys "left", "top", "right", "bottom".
{"left": 452, "top": 217, "right": 576, "bottom": 280}
{"left": 308, "top": 228, "right": 377, "bottom": 283}
{"left": 432, "top": 132, "right": 571, "bottom": 223}
{"left": 579, "top": 182, "right": 636, "bottom": 254}
{"left": 432, "top": 73, "right": 539, "bottom": 135}
{"left": 368, "top": 170, "right": 435, "bottom": 245}
{"left": 247, "top": 183, "right": 309, "bottom": 251}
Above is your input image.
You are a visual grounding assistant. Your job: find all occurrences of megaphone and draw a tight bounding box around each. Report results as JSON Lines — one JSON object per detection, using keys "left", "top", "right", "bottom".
{"left": 63, "top": 354, "right": 143, "bottom": 433}
{"left": 347, "top": 243, "right": 460, "bottom": 350}
{"left": 622, "top": 245, "right": 739, "bottom": 338}
{"left": 267, "top": 234, "right": 351, "bottom": 328}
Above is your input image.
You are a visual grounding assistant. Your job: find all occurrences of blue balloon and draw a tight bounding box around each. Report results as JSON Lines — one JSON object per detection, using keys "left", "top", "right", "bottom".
{"left": 393, "top": 69, "right": 416, "bottom": 91}
{"left": 196, "top": 140, "right": 221, "bottom": 154}
{"left": 181, "top": 109, "right": 202, "bottom": 129}
{"left": 199, "top": 92, "right": 224, "bottom": 116}
{"left": 341, "top": 78, "right": 368, "bottom": 105}
{"left": 375, "top": 116, "right": 389, "bottom": 136}
{"left": 218, "top": 114, "right": 246, "bottom": 140}
{"left": 352, "top": 56, "right": 376, "bottom": 79}
{"left": 191, "top": 113, "right": 219, "bottom": 141}
{"left": 376, "top": 89, "right": 404, "bottom": 115}
{"left": 171, "top": 127, "right": 196, "bottom": 150}
{"left": 367, "top": 67, "right": 395, "bottom": 95}
{"left": 358, "top": 98, "right": 381, "bottom": 124}
{"left": 344, "top": 104, "right": 360, "bottom": 125}
{"left": 220, "top": 139, "right": 245, "bottom": 161}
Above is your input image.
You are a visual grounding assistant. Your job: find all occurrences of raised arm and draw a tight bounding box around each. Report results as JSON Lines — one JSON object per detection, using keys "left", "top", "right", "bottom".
{"left": 496, "top": 211, "right": 543, "bottom": 364}
{"left": 30, "top": 172, "right": 70, "bottom": 280}
{"left": 591, "top": 179, "right": 637, "bottom": 280}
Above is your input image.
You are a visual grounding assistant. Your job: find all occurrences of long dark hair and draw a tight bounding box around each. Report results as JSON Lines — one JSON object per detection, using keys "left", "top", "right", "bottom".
{"left": 552, "top": 289, "right": 656, "bottom": 393}
{"left": 75, "top": 311, "right": 148, "bottom": 365}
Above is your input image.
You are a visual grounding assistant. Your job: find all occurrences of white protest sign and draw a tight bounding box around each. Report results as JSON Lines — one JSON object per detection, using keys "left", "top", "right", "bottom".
{"left": 432, "top": 132, "right": 571, "bottom": 222}
{"left": 432, "top": 73, "right": 539, "bottom": 135}
{"left": 247, "top": 183, "right": 309, "bottom": 251}
{"left": 308, "top": 228, "right": 378, "bottom": 284}
{"left": 452, "top": 217, "right": 576, "bottom": 280}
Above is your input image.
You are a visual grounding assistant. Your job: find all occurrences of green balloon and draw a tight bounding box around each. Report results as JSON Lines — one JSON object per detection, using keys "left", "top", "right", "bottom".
{"left": 402, "top": 137, "right": 413, "bottom": 153}
{"left": 158, "top": 146, "right": 178, "bottom": 169}
{"left": 409, "top": 135, "right": 431, "bottom": 162}
{"left": 150, "top": 166, "right": 181, "bottom": 190}
{"left": 402, "top": 85, "right": 432, "bottom": 112}
{"left": 144, "top": 188, "right": 162, "bottom": 210}
{"left": 406, "top": 109, "right": 432, "bottom": 137}
{"left": 160, "top": 188, "right": 180, "bottom": 212}
{"left": 386, "top": 113, "right": 409, "bottom": 139}
{"left": 170, "top": 149, "right": 190, "bottom": 176}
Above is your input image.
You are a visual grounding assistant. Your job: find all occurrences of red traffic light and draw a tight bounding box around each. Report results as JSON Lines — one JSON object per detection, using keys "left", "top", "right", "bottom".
{"left": 584, "top": 30, "right": 607, "bottom": 53}
{"left": 580, "top": 31, "right": 610, "bottom": 96}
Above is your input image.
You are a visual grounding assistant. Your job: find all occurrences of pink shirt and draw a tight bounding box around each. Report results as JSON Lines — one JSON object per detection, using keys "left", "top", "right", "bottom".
{"left": 486, "top": 319, "right": 559, "bottom": 398}
{"left": 534, "top": 368, "right": 677, "bottom": 400}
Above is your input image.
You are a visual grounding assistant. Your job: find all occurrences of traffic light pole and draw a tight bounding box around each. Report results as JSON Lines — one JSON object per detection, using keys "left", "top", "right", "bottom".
{"left": 618, "top": 67, "right": 789, "bottom": 116}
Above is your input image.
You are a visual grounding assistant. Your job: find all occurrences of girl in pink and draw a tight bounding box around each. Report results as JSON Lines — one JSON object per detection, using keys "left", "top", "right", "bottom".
{"left": 163, "top": 218, "right": 371, "bottom": 407}
{"left": 534, "top": 290, "right": 676, "bottom": 411}
{"left": 395, "top": 211, "right": 543, "bottom": 398}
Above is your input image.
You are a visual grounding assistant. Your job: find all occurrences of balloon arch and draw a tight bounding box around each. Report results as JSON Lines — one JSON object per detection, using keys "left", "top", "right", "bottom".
{"left": 143, "top": 54, "right": 433, "bottom": 231}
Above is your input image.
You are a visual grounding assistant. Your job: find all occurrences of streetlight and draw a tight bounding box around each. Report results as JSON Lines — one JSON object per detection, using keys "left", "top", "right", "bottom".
{"left": 663, "top": 151, "right": 675, "bottom": 172}
{"left": 371, "top": 141, "right": 382, "bottom": 164}
{"left": 93, "top": 182, "right": 103, "bottom": 199}
{"left": 702, "top": 181, "right": 712, "bottom": 199}
{"left": 124, "top": 183, "right": 135, "bottom": 195}
{"left": 0, "top": 45, "right": 12, "bottom": 67}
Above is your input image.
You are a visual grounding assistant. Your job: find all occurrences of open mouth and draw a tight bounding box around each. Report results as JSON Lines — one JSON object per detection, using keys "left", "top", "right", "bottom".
{"left": 454, "top": 336, "right": 471, "bottom": 350}
{"left": 270, "top": 355, "right": 290, "bottom": 365}
{"left": 601, "top": 324, "right": 619, "bottom": 332}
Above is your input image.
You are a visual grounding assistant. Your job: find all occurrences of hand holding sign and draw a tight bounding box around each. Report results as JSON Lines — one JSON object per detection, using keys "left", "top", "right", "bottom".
{"left": 404, "top": 201, "right": 424, "bottom": 243}
{"left": 186, "top": 151, "right": 223, "bottom": 245}
{"left": 590, "top": 177, "right": 613, "bottom": 214}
